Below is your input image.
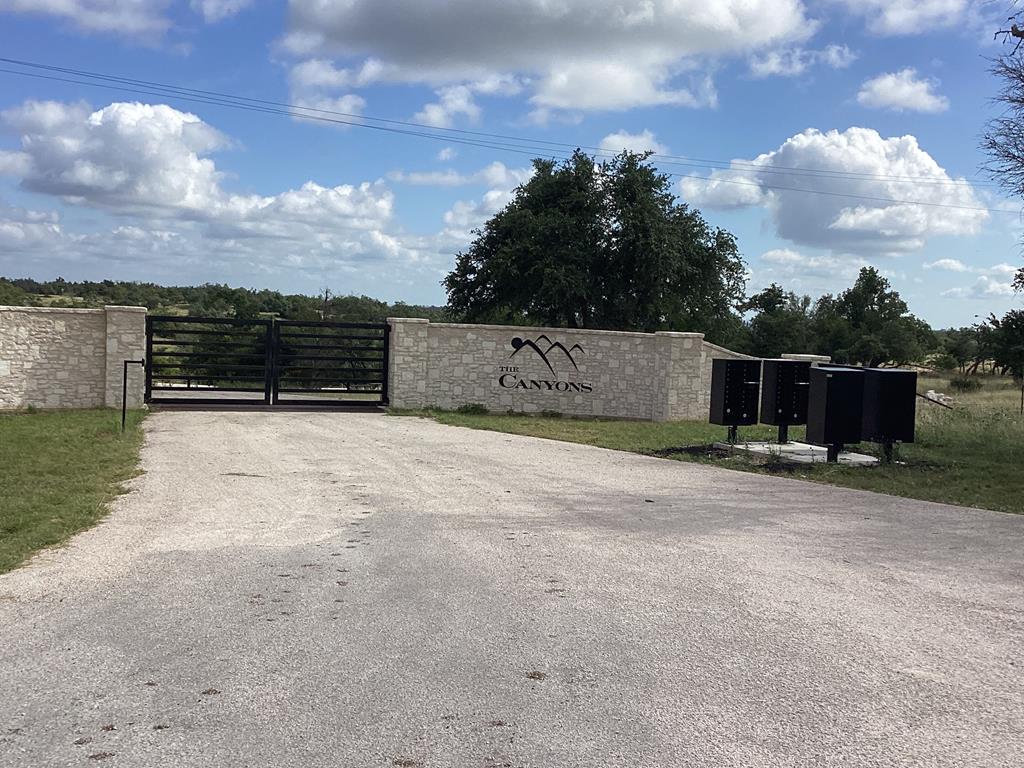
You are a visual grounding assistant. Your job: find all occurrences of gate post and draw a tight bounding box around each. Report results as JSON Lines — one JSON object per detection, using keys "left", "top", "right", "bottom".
{"left": 264, "top": 318, "right": 275, "bottom": 405}
{"left": 385, "top": 317, "right": 429, "bottom": 409}
{"left": 104, "top": 306, "right": 147, "bottom": 408}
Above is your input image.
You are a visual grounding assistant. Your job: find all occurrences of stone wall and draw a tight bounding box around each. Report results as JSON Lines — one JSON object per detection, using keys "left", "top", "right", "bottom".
{"left": 387, "top": 318, "right": 769, "bottom": 422}
{"left": 0, "top": 306, "right": 146, "bottom": 410}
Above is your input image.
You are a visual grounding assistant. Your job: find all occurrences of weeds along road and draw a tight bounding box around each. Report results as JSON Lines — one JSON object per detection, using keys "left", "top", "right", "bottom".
{"left": 1, "top": 411, "right": 1022, "bottom": 768}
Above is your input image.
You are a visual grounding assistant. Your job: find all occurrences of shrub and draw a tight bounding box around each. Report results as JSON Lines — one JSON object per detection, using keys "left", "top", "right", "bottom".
{"left": 929, "top": 352, "right": 958, "bottom": 371}
{"left": 539, "top": 409, "right": 563, "bottom": 418}
{"left": 950, "top": 375, "right": 983, "bottom": 392}
{"left": 455, "top": 403, "right": 488, "bottom": 415}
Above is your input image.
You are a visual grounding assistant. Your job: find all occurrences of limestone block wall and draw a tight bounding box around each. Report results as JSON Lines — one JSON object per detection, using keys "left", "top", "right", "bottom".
{"left": 388, "top": 318, "right": 824, "bottom": 422}
{"left": 0, "top": 305, "right": 146, "bottom": 410}
{"left": 390, "top": 319, "right": 734, "bottom": 421}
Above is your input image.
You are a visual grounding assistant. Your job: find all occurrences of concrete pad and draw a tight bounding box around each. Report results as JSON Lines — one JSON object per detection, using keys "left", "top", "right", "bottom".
{"left": 714, "top": 440, "right": 880, "bottom": 465}
{"left": 0, "top": 411, "right": 1021, "bottom": 768}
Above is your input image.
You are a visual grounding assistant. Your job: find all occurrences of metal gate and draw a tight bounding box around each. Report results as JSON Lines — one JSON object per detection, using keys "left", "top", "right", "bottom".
{"left": 145, "top": 315, "right": 389, "bottom": 407}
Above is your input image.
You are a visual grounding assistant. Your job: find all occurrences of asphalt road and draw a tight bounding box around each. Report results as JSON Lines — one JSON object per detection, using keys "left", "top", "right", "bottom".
{"left": 1, "top": 411, "right": 1022, "bottom": 768}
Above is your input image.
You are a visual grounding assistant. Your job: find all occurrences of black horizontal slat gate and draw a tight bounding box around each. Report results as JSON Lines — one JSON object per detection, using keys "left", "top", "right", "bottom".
{"left": 144, "top": 316, "right": 389, "bottom": 408}
{"left": 272, "top": 320, "right": 388, "bottom": 406}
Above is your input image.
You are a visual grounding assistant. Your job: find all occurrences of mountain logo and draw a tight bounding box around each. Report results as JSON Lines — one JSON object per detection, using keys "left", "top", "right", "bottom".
{"left": 509, "top": 335, "right": 585, "bottom": 374}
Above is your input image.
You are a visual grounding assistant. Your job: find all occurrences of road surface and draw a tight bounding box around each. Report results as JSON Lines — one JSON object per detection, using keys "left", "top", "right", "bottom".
{"left": 1, "top": 411, "right": 1021, "bottom": 767}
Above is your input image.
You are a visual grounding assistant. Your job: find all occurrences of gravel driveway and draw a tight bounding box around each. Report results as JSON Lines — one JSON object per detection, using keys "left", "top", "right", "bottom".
{"left": 1, "top": 411, "right": 1022, "bottom": 767}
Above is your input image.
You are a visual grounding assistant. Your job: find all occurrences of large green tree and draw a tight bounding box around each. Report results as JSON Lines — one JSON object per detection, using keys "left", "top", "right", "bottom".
{"left": 443, "top": 150, "right": 746, "bottom": 336}
{"left": 987, "top": 309, "right": 1024, "bottom": 378}
{"left": 739, "top": 283, "right": 812, "bottom": 358}
{"left": 810, "top": 267, "right": 936, "bottom": 367}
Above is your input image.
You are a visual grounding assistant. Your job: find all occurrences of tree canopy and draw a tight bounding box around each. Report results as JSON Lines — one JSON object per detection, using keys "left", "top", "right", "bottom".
{"left": 443, "top": 150, "right": 747, "bottom": 337}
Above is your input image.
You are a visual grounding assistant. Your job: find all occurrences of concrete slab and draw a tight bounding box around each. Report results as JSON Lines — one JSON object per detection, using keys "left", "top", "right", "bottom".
{"left": 714, "top": 439, "right": 880, "bottom": 465}
{"left": 1, "top": 412, "right": 1021, "bottom": 767}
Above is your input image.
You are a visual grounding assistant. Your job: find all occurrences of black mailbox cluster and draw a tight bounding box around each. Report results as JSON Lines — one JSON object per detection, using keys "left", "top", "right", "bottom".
{"left": 709, "top": 358, "right": 917, "bottom": 462}
{"left": 708, "top": 359, "right": 761, "bottom": 442}
{"left": 760, "top": 359, "right": 811, "bottom": 444}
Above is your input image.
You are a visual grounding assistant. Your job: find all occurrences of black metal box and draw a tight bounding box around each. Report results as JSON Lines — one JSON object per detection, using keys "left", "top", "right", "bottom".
{"left": 760, "top": 359, "right": 811, "bottom": 426}
{"left": 861, "top": 368, "right": 917, "bottom": 444}
{"left": 806, "top": 366, "right": 864, "bottom": 445}
{"left": 709, "top": 358, "right": 761, "bottom": 426}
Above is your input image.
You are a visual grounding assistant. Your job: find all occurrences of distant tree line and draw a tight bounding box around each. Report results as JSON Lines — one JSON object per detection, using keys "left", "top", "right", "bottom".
{"left": 0, "top": 277, "right": 449, "bottom": 324}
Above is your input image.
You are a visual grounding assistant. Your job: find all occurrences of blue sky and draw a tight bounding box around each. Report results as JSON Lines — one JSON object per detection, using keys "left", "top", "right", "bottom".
{"left": 0, "top": 0, "right": 1021, "bottom": 327}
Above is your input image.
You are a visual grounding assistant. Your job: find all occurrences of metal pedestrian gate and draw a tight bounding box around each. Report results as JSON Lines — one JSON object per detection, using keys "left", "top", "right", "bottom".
{"left": 145, "top": 316, "right": 389, "bottom": 407}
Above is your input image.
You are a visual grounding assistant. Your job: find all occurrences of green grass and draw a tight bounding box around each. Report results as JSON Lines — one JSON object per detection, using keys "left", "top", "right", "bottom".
{"left": 0, "top": 408, "right": 146, "bottom": 573}
{"left": 393, "top": 372, "right": 1024, "bottom": 514}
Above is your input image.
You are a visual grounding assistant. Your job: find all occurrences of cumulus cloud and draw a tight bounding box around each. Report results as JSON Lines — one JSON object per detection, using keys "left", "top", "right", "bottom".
{"left": 749, "top": 44, "right": 857, "bottom": 78}
{"left": 437, "top": 147, "right": 457, "bottom": 162}
{"left": 942, "top": 275, "right": 1017, "bottom": 298}
{"left": 389, "top": 162, "right": 533, "bottom": 189}
{"left": 0, "top": 0, "right": 254, "bottom": 35}
{"left": 857, "top": 69, "right": 948, "bottom": 113}
{"left": 838, "top": 0, "right": 973, "bottom": 36}
{"left": 0, "top": 150, "right": 31, "bottom": 176}
{"left": 680, "top": 127, "right": 986, "bottom": 256}
{"left": 290, "top": 94, "right": 366, "bottom": 124}
{"left": 924, "top": 258, "right": 969, "bottom": 271}
{"left": 0, "top": 99, "right": 451, "bottom": 285}
{"left": 414, "top": 85, "right": 480, "bottom": 128}
{"left": 598, "top": 130, "right": 667, "bottom": 155}
{"left": 281, "top": 0, "right": 812, "bottom": 112}
{"left": 760, "top": 248, "right": 869, "bottom": 278}
{"left": 0, "top": 0, "right": 171, "bottom": 34}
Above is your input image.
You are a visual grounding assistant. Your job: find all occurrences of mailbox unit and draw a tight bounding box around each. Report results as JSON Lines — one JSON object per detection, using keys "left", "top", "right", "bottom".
{"left": 759, "top": 359, "right": 811, "bottom": 443}
{"left": 709, "top": 358, "right": 762, "bottom": 441}
{"left": 862, "top": 368, "right": 917, "bottom": 457}
{"left": 806, "top": 366, "right": 864, "bottom": 461}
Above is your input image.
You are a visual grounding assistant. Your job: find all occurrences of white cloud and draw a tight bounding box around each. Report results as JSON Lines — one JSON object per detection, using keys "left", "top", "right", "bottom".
{"left": 598, "top": 130, "right": 667, "bottom": 156}
{"left": 0, "top": 0, "right": 171, "bottom": 34}
{"left": 857, "top": 69, "right": 949, "bottom": 113}
{"left": 0, "top": 150, "right": 31, "bottom": 176}
{"left": 749, "top": 44, "right": 857, "bottom": 78}
{"left": 838, "top": 0, "right": 973, "bottom": 36}
{"left": 680, "top": 127, "right": 986, "bottom": 256}
{"left": 413, "top": 85, "right": 480, "bottom": 128}
{"left": 389, "top": 162, "right": 533, "bottom": 189}
{"left": 985, "top": 263, "right": 1020, "bottom": 276}
{"left": 942, "top": 275, "right": 1016, "bottom": 298}
{"left": 0, "top": 99, "right": 451, "bottom": 285}
{"left": 289, "top": 58, "right": 390, "bottom": 92}
{"left": 924, "top": 258, "right": 969, "bottom": 272}
{"left": 0, "top": 0, "right": 254, "bottom": 35}
{"left": 281, "top": 0, "right": 812, "bottom": 112}
{"left": 190, "top": 0, "right": 252, "bottom": 22}
{"left": 290, "top": 94, "right": 366, "bottom": 123}
{"left": 760, "top": 248, "right": 868, "bottom": 278}
{"left": 437, "top": 147, "right": 457, "bottom": 162}
{"left": 441, "top": 189, "right": 515, "bottom": 244}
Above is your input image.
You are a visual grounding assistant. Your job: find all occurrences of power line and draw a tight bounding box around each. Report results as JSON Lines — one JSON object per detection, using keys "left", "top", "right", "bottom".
{"left": 0, "top": 60, "right": 1014, "bottom": 215}
{"left": 0, "top": 56, "right": 996, "bottom": 189}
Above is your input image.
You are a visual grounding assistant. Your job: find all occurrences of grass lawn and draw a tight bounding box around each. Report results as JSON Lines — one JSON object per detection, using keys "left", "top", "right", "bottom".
{"left": 0, "top": 408, "right": 146, "bottom": 573}
{"left": 393, "top": 372, "right": 1024, "bottom": 514}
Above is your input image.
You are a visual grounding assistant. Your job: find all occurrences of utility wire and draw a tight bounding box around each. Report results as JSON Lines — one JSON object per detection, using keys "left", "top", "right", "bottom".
{"left": 0, "top": 56, "right": 996, "bottom": 188}
{"left": 0, "top": 61, "right": 1014, "bottom": 215}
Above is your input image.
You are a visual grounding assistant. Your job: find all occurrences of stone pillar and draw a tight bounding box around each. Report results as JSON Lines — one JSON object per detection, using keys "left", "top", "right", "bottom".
{"left": 782, "top": 353, "right": 831, "bottom": 364}
{"left": 653, "top": 331, "right": 706, "bottom": 421}
{"left": 103, "top": 306, "right": 147, "bottom": 408}
{"left": 386, "top": 317, "right": 430, "bottom": 409}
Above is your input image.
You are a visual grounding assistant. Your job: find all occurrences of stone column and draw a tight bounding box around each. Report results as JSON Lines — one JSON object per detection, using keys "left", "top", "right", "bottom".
{"left": 653, "top": 331, "right": 706, "bottom": 421}
{"left": 103, "top": 306, "right": 147, "bottom": 408}
{"left": 386, "top": 317, "right": 430, "bottom": 409}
